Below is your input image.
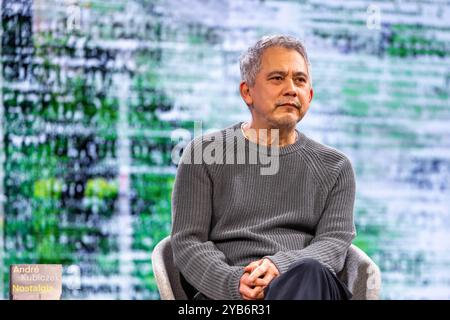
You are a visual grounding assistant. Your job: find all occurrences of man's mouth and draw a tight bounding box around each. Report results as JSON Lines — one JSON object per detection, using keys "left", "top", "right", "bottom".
{"left": 277, "top": 102, "right": 300, "bottom": 109}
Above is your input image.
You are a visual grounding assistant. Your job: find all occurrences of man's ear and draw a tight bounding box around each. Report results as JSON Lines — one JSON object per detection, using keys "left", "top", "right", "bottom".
{"left": 239, "top": 81, "right": 253, "bottom": 107}
{"left": 309, "top": 87, "right": 314, "bottom": 103}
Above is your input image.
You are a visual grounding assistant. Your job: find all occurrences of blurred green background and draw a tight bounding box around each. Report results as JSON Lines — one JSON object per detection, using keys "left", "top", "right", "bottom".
{"left": 1, "top": 0, "right": 449, "bottom": 299}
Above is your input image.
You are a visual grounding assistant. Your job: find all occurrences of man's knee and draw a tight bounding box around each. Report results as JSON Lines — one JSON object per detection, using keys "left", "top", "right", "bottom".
{"left": 265, "top": 258, "right": 329, "bottom": 299}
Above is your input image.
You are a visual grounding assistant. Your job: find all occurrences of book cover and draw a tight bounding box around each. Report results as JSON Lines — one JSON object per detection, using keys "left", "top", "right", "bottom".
{"left": 10, "top": 264, "right": 63, "bottom": 300}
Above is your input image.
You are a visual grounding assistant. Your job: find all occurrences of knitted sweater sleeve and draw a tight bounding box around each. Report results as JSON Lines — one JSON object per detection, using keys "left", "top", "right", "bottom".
{"left": 171, "top": 140, "right": 245, "bottom": 300}
{"left": 265, "top": 157, "right": 357, "bottom": 275}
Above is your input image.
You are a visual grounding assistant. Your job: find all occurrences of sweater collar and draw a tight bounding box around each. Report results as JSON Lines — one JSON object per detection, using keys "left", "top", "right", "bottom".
{"left": 229, "top": 122, "right": 306, "bottom": 156}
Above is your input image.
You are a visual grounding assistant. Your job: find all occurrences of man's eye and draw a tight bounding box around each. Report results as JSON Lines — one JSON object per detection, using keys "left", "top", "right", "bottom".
{"left": 296, "top": 78, "right": 306, "bottom": 83}
{"left": 271, "top": 77, "right": 283, "bottom": 80}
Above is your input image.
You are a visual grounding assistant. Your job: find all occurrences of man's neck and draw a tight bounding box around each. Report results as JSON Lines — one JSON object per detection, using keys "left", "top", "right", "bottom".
{"left": 242, "top": 121, "right": 298, "bottom": 147}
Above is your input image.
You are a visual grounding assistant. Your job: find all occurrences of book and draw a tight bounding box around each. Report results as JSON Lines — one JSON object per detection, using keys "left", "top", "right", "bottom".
{"left": 10, "top": 264, "right": 62, "bottom": 300}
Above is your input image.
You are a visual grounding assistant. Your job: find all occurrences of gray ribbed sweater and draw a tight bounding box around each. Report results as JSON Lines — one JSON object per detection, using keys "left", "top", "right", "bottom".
{"left": 171, "top": 121, "right": 356, "bottom": 300}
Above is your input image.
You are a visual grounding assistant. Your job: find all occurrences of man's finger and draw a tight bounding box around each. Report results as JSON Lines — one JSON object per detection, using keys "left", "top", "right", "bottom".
{"left": 248, "top": 263, "right": 269, "bottom": 281}
{"left": 241, "top": 272, "right": 266, "bottom": 287}
{"left": 244, "top": 261, "right": 261, "bottom": 273}
{"left": 244, "top": 259, "right": 263, "bottom": 272}
{"left": 240, "top": 284, "right": 263, "bottom": 300}
{"left": 255, "top": 289, "right": 265, "bottom": 300}
{"left": 260, "top": 272, "right": 277, "bottom": 287}
{"left": 262, "top": 258, "right": 280, "bottom": 276}
{"left": 239, "top": 286, "right": 253, "bottom": 299}
{"left": 252, "top": 278, "right": 268, "bottom": 286}
{"left": 243, "top": 275, "right": 267, "bottom": 287}
{"left": 251, "top": 285, "right": 265, "bottom": 300}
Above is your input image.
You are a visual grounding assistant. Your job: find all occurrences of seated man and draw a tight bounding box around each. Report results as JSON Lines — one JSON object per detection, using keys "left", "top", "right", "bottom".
{"left": 171, "top": 34, "right": 356, "bottom": 300}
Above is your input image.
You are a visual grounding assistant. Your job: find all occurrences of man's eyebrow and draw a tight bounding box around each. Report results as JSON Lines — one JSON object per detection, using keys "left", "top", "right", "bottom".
{"left": 266, "top": 71, "right": 308, "bottom": 78}
{"left": 266, "top": 70, "right": 287, "bottom": 77}
{"left": 293, "top": 71, "right": 308, "bottom": 78}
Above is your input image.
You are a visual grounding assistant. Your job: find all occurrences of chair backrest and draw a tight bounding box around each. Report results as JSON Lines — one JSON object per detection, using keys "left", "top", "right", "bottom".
{"left": 338, "top": 244, "right": 382, "bottom": 300}
{"left": 152, "top": 236, "right": 381, "bottom": 300}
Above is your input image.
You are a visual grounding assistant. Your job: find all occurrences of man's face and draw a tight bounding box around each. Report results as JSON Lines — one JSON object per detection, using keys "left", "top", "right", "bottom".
{"left": 240, "top": 46, "right": 314, "bottom": 129}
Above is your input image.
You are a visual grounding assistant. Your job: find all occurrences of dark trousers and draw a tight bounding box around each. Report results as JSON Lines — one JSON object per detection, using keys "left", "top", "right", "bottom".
{"left": 264, "top": 258, "right": 352, "bottom": 300}
{"left": 180, "top": 258, "right": 352, "bottom": 300}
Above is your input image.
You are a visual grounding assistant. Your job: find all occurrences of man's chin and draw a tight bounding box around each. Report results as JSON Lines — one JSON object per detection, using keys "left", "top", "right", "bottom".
{"left": 270, "top": 115, "right": 300, "bottom": 128}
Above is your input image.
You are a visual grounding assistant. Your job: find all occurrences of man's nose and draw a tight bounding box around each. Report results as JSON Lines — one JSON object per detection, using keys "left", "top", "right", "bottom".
{"left": 282, "top": 79, "right": 297, "bottom": 96}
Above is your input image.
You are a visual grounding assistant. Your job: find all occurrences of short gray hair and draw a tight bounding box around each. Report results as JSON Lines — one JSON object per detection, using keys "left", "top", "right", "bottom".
{"left": 239, "top": 34, "right": 312, "bottom": 87}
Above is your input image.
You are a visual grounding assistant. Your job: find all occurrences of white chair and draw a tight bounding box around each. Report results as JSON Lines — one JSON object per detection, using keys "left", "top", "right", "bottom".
{"left": 151, "top": 236, "right": 381, "bottom": 300}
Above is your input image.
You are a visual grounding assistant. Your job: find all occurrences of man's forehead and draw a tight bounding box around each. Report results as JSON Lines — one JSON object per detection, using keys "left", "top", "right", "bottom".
{"left": 260, "top": 47, "right": 308, "bottom": 72}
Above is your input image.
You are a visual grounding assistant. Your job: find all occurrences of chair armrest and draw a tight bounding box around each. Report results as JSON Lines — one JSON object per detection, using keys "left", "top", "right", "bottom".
{"left": 152, "top": 237, "right": 176, "bottom": 300}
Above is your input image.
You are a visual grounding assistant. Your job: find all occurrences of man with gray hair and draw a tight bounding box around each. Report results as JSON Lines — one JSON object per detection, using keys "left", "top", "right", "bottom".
{"left": 171, "top": 35, "right": 356, "bottom": 300}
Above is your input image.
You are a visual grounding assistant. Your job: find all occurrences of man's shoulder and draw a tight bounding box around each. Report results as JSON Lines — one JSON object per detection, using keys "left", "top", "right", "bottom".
{"left": 301, "top": 134, "right": 352, "bottom": 171}
{"left": 180, "top": 122, "right": 241, "bottom": 162}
